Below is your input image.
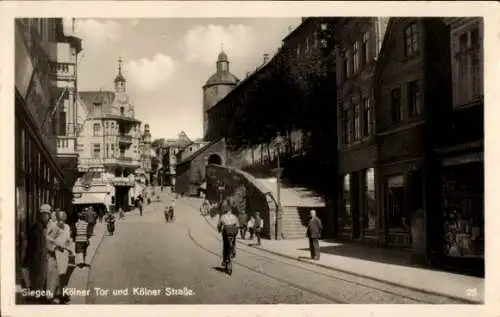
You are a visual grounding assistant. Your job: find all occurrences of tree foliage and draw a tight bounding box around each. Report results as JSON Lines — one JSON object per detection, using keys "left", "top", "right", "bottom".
{"left": 151, "top": 138, "right": 165, "bottom": 149}
{"left": 226, "top": 45, "right": 334, "bottom": 150}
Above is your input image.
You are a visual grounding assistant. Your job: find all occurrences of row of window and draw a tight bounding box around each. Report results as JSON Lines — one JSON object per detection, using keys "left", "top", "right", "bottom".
{"left": 16, "top": 117, "right": 66, "bottom": 229}
{"left": 92, "top": 122, "right": 140, "bottom": 137}
{"left": 341, "top": 97, "right": 373, "bottom": 145}
{"left": 91, "top": 143, "right": 144, "bottom": 159}
{"left": 340, "top": 22, "right": 419, "bottom": 82}
{"left": 341, "top": 30, "right": 371, "bottom": 79}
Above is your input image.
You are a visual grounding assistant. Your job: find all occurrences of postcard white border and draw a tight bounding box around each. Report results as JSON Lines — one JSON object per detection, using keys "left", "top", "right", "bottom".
{"left": 1, "top": 1, "right": 498, "bottom": 317}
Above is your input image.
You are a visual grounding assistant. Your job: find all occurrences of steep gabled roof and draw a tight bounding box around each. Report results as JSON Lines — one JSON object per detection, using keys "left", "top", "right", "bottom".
{"left": 371, "top": 18, "right": 396, "bottom": 92}
{"left": 78, "top": 90, "right": 116, "bottom": 114}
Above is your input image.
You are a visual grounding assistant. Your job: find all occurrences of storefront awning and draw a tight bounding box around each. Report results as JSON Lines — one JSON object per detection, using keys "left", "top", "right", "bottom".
{"left": 442, "top": 153, "right": 483, "bottom": 167}
{"left": 73, "top": 192, "right": 107, "bottom": 205}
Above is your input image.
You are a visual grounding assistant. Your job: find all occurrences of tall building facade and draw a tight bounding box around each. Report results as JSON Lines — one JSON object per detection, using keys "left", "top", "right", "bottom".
{"left": 138, "top": 123, "right": 154, "bottom": 185}
{"left": 15, "top": 18, "right": 73, "bottom": 291}
{"left": 335, "top": 17, "right": 389, "bottom": 242}
{"left": 73, "top": 59, "right": 143, "bottom": 212}
{"left": 53, "top": 24, "right": 83, "bottom": 199}
{"left": 437, "top": 18, "right": 484, "bottom": 270}
{"left": 202, "top": 50, "right": 239, "bottom": 140}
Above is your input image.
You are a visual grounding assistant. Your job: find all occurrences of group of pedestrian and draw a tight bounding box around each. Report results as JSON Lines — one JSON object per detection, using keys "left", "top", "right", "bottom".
{"left": 238, "top": 212, "right": 263, "bottom": 245}
{"left": 17, "top": 204, "right": 107, "bottom": 304}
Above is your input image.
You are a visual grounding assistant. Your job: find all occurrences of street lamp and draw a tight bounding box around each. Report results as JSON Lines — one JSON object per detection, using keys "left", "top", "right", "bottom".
{"left": 275, "top": 132, "right": 284, "bottom": 240}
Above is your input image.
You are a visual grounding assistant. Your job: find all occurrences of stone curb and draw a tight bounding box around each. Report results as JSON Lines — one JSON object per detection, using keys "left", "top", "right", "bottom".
{"left": 176, "top": 196, "right": 480, "bottom": 304}
{"left": 66, "top": 223, "right": 107, "bottom": 304}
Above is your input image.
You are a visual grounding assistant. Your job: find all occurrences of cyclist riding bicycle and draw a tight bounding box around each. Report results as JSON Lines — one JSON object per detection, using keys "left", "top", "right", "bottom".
{"left": 217, "top": 203, "right": 239, "bottom": 267}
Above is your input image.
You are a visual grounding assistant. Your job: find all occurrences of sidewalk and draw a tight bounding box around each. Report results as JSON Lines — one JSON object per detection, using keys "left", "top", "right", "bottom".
{"left": 201, "top": 209, "right": 484, "bottom": 304}
{"left": 65, "top": 221, "right": 107, "bottom": 304}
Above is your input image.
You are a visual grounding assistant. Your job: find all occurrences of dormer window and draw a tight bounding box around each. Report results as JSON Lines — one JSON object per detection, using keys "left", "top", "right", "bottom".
{"left": 120, "top": 107, "right": 124, "bottom": 115}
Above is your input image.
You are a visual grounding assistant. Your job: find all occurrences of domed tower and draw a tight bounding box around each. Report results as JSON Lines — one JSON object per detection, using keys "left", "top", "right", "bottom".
{"left": 143, "top": 123, "right": 152, "bottom": 144}
{"left": 112, "top": 57, "right": 134, "bottom": 118}
{"left": 114, "top": 57, "right": 126, "bottom": 93}
{"left": 202, "top": 49, "right": 239, "bottom": 140}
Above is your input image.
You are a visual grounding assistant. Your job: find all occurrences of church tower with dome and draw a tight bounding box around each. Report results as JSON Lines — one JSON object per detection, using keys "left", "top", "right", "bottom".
{"left": 202, "top": 49, "right": 239, "bottom": 140}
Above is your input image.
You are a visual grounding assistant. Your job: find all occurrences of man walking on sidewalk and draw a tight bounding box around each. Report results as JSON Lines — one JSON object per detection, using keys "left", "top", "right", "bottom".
{"left": 238, "top": 212, "right": 248, "bottom": 239}
{"left": 306, "top": 209, "right": 323, "bottom": 261}
{"left": 74, "top": 212, "right": 90, "bottom": 267}
{"left": 254, "top": 212, "right": 263, "bottom": 246}
{"left": 85, "top": 207, "right": 97, "bottom": 237}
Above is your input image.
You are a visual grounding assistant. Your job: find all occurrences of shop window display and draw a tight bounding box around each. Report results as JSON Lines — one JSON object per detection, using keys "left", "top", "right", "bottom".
{"left": 387, "top": 175, "right": 408, "bottom": 231}
{"left": 341, "top": 174, "right": 352, "bottom": 229}
{"left": 442, "top": 163, "right": 484, "bottom": 258}
{"left": 364, "top": 168, "right": 376, "bottom": 231}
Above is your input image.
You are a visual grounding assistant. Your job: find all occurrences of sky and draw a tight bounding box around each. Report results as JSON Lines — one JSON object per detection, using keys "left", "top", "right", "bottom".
{"left": 62, "top": 18, "right": 301, "bottom": 141}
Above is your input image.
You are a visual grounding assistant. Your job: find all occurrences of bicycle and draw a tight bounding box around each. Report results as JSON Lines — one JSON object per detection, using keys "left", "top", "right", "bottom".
{"left": 226, "top": 235, "right": 235, "bottom": 275}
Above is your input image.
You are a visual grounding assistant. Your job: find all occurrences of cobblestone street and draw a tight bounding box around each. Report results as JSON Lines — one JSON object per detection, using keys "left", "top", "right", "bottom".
{"left": 81, "top": 192, "right": 466, "bottom": 304}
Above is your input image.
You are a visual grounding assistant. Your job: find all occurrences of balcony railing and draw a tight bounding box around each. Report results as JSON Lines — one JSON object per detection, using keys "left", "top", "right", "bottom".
{"left": 56, "top": 137, "right": 77, "bottom": 155}
{"left": 79, "top": 157, "right": 140, "bottom": 168}
{"left": 50, "top": 62, "right": 75, "bottom": 80}
{"left": 118, "top": 134, "right": 133, "bottom": 144}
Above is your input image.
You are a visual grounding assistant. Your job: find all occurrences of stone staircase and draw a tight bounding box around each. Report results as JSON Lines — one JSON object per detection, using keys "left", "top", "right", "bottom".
{"left": 255, "top": 178, "right": 325, "bottom": 240}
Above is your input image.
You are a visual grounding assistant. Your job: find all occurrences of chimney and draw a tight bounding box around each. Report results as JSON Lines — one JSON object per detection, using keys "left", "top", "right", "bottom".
{"left": 263, "top": 53, "right": 270, "bottom": 64}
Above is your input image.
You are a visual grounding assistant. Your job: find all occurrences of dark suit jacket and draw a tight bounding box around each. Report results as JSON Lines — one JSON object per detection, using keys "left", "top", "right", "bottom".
{"left": 307, "top": 216, "right": 323, "bottom": 239}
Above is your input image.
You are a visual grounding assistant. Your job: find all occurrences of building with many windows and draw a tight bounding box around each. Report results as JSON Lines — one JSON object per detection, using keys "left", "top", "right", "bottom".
{"left": 335, "top": 17, "right": 389, "bottom": 242}
{"left": 374, "top": 18, "right": 452, "bottom": 256}
{"left": 138, "top": 123, "right": 154, "bottom": 185}
{"left": 53, "top": 21, "right": 83, "bottom": 196}
{"left": 436, "top": 17, "right": 483, "bottom": 271}
{"left": 15, "top": 18, "right": 73, "bottom": 291}
{"left": 72, "top": 59, "right": 145, "bottom": 212}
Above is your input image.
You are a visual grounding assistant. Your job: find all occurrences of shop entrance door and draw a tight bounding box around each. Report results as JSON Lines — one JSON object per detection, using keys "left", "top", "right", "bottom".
{"left": 115, "top": 186, "right": 130, "bottom": 211}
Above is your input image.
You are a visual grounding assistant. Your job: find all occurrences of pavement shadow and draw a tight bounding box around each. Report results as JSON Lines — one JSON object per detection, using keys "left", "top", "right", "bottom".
{"left": 297, "top": 243, "right": 415, "bottom": 268}
{"left": 212, "top": 266, "right": 227, "bottom": 275}
{"left": 298, "top": 256, "right": 312, "bottom": 260}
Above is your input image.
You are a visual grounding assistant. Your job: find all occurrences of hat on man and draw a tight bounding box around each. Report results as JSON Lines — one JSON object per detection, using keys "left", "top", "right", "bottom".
{"left": 40, "top": 204, "right": 52, "bottom": 214}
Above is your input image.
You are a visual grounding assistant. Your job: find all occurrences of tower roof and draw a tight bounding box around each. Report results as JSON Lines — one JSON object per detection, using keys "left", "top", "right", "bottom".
{"left": 218, "top": 50, "right": 228, "bottom": 62}
{"left": 114, "top": 57, "right": 126, "bottom": 83}
{"left": 204, "top": 50, "right": 239, "bottom": 87}
{"left": 204, "top": 72, "right": 239, "bottom": 87}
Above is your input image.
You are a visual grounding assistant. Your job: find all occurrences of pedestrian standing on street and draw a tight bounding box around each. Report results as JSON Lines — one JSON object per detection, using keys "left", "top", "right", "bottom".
{"left": 86, "top": 207, "right": 97, "bottom": 237}
{"left": 200, "top": 199, "right": 209, "bottom": 216}
{"left": 74, "top": 212, "right": 90, "bottom": 267}
{"left": 118, "top": 206, "right": 125, "bottom": 219}
{"left": 98, "top": 207, "right": 104, "bottom": 223}
{"left": 254, "top": 212, "right": 263, "bottom": 246}
{"left": 46, "top": 210, "right": 73, "bottom": 304}
{"left": 247, "top": 216, "right": 255, "bottom": 239}
{"left": 138, "top": 198, "right": 143, "bottom": 216}
{"left": 306, "top": 209, "right": 323, "bottom": 261}
{"left": 19, "top": 204, "right": 52, "bottom": 302}
{"left": 238, "top": 212, "right": 248, "bottom": 239}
